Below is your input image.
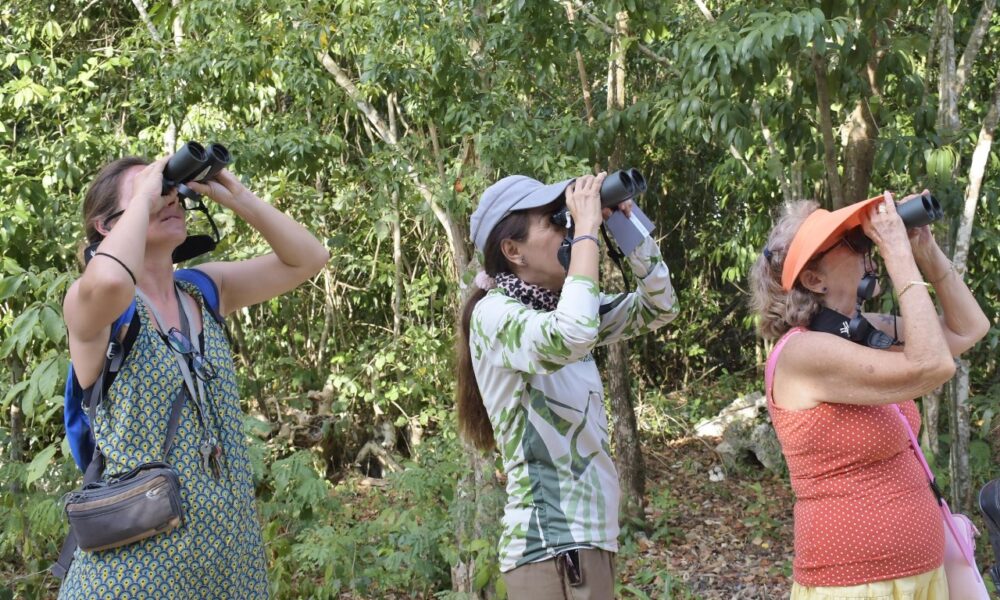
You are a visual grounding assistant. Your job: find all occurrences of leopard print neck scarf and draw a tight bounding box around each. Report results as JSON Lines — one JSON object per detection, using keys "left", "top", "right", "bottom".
{"left": 494, "top": 272, "right": 561, "bottom": 312}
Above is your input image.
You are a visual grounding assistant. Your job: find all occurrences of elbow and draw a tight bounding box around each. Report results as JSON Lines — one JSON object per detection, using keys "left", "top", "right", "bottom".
{"left": 308, "top": 246, "right": 331, "bottom": 277}
{"left": 913, "top": 355, "right": 956, "bottom": 393}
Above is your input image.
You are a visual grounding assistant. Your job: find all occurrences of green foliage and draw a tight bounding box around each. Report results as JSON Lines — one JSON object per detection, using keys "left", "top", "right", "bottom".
{"left": 2, "top": 0, "right": 1000, "bottom": 596}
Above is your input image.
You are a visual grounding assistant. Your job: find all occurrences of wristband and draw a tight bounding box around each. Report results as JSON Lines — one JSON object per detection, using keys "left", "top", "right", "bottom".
{"left": 570, "top": 234, "right": 599, "bottom": 247}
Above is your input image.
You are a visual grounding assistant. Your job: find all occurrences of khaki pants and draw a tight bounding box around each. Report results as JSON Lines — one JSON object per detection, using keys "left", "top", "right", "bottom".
{"left": 502, "top": 549, "right": 615, "bottom": 600}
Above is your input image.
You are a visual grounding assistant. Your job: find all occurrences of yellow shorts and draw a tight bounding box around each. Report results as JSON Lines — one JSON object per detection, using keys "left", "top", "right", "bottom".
{"left": 790, "top": 565, "right": 947, "bottom": 600}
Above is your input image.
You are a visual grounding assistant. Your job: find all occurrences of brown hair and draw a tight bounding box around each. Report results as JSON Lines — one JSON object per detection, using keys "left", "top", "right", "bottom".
{"left": 749, "top": 200, "right": 825, "bottom": 341}
{"left": 78, "top": 157, "right": 149, "bottom": 263}
{"left": 456, "top": 205, "right": 556, "bottom": 451}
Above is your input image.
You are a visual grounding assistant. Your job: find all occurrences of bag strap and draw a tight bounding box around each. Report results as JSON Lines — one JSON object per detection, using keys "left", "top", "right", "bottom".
{"left": 765, "top": 327, "right": 804, "bottom": 403}
{"left": 53, "top": 297, "right": 188, "bottom": 580}
{"left": 892, "top": 405, "right": 983, "bottom": 583}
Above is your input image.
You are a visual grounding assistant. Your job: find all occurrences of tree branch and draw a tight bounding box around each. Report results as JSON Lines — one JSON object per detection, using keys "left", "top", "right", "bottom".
{"left": 952, "top": 68, "right": 1000, "bottom": 272}
{"left": 956, "top": 0, "right": 996, "bottom": 100}
{"left": 564, "top": 2, "right": 595, "bottom": 125}
{"left": 692, "top": 0, "right": 715, "bottom": 22}
{"left": 571, "top": 1, "right": 673, "bottom": 69}
{"left": 753, "top": 100, "right": 793, "bottom": 203}
{"left": 129, "top": 0, "right": 162, "bottom": 44}
{"left": 316, "top": 52, "right": 469, "bottom": 277}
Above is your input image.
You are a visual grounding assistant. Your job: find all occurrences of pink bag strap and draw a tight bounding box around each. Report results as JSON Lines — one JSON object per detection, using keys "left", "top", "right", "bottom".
{"left": 765, "top": 327, "right": 804, "bottom": 403}
{"left": 893, "top": 405, "right": 983, "bottom": 582}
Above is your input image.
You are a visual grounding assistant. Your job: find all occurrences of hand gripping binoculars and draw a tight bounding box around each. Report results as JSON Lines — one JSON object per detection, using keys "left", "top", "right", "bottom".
{"left": 550, "top": 168, "right": 649, "bottom": 271}
{"left": 550, "top": 168, "right": 647, "bottom": 231}
{"left": 833, "top": 191, "right": 945, "bottom": 348}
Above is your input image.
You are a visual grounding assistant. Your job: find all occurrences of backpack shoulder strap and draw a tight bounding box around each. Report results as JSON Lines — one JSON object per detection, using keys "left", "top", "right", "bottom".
{"left": 175, "top": 268, "right": 223, "bottom": 324}
{"left": 65, "top": 299, "right": 139, "bottom": 471}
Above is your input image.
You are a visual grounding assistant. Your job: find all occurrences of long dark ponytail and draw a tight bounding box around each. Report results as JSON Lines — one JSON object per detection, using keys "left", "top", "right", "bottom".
{"left": 456, "top": 207, "right": 549, "bottom": 451}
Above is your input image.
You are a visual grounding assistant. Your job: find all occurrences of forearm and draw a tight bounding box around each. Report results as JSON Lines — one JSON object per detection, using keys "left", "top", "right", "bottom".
{"left": 567, "top": 222, "right": 600, "bottom": 282}
{"left": 231, "top": 191, "right": 329, "bottom": 268}
{"left": 885, "top": 252, "right": 951, "bottom": 365}
{"left": 918, "top": 247, "right": 991, "bottom": 341}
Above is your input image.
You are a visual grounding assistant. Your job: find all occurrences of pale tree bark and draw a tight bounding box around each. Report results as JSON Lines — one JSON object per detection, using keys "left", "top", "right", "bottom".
{"left": 933, "top": 6, "right": 1000, "bottom": 509}
{"left": 564, "top": 2, "right": 595, "bottom": 125}
{"left": 955, "top": 0, "right": 996, "bottom": 101}
{"left": 570, "top": 1, "right": 673, "bottom": 69}
{"left": 812, "top": 52, "right": 844, "bottom": 210}
{"left": 130, "top": 0, "right": 163, "bottom": 44}
{"left": 163, "top": 0, "right": 185, "bottom": 153}
{"left": 950, "top": 362, "right": 973, "bottom": 509}
{"left": 316, "top": 52, "right": 469, "bottom": 279}
{"left": 692, "top": 0, "right": 715, "bottom": 22}
{"left": 604, "top": 10, "right": 647, "bottom": 530}
{"left": 921, "top": 387, "right": 942, "bottom": 459}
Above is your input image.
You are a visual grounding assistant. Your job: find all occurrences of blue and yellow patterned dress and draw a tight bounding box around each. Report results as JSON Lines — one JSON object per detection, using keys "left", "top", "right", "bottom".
{"left": 59, "top": 281, "right": 268, "bottom": 599}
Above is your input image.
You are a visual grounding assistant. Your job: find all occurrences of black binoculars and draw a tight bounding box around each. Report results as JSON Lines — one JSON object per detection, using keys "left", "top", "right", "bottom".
{"left": 551, "top": 168, "right": 647, "bottom": 229}
{"left": 896, "top": 191, "right": 943, "bottom": 228}
{"left": 162, "top": 141, "right": 231, "bottom": 199}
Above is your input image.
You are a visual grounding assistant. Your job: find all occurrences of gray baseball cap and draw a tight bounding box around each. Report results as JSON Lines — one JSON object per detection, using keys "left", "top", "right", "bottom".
{"left": 469, "top": 175, "right": 574, "bottom": 252}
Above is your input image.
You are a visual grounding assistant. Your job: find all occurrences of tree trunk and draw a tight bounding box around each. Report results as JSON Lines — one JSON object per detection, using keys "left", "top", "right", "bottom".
{"left": 391, "top": 191, "right": 403, "bottom": 337}
{"left": 949, "top": 360, "right": 973, "bottom": 510}
{"left": 812, "top": 52, "right": 844, "bottom": 209}
{"left": 604, "top": 9, "right": 646, "bottom": 530}
{"left": 840, "top": 101, "right": 878, "bottom": 206}
{"left": 921, "top": 388, "right": 942, "bottom": 459}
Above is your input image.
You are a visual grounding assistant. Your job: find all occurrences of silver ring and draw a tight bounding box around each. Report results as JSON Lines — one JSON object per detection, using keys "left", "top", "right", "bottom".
{"left": 877, "top": 204, "right": 887, "bottom": 214}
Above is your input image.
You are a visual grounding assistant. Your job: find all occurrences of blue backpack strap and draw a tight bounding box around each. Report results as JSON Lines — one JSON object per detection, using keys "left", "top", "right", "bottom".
{"left": 64, "top": 301, "right": 136, "bottom": 471}
{"left": 175, "top": 268, "right": 223, "bottom": 324}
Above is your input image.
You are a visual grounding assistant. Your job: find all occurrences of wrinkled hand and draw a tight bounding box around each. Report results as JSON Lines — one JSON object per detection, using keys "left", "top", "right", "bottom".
{"left": 861, "top": 191, "right": 912, "bottom": 261}
{"left": 565, "top": 172, "right": 606, "bottom": 234}
{"left": 900, "top": 189, "right": 938, "bottom": 261}
{"left": 187, "top": 169, "right": 250, "bottom": 209}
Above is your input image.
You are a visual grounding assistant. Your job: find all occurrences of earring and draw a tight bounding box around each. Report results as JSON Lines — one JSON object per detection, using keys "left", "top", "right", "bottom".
{"left": 822, "top": 287, "right": 828, "bottom": 293}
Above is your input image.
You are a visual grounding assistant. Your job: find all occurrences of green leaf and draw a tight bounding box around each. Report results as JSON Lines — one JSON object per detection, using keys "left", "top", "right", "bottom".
{"left": 41, "top": 305, "right": 65, "bottom": 343}
{"left": 25, "top": 444, "right": 58, "bottom": 486}
{"left": 0, "top": 274, "right": 24, "bottom": 300}
{"left": 3, "top": 380, "right": 30, "bottom": 409}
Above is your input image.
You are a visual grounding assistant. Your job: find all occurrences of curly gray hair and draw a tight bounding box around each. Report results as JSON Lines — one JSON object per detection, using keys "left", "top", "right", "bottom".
{"left": 749, "top": 200, "right": 826, "bottom": 341}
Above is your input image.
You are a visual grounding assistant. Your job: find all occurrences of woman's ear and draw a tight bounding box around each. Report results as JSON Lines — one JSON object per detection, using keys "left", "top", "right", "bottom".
{"left": 500, "top": 238, "right": 524, "bottom": 268}
{"left": 94, "top": 219, "right": 112, "bottom": 239}
{"left": 798, "top": 267, "right": 826, "bottom": 295}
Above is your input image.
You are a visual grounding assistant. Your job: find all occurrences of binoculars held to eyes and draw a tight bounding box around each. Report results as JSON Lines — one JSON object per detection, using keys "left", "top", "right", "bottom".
{"left": 895, "top": 191, "right": 943, "bottom": 228}
{"left": 162, "top": 141, "right": 231, "bottom": 200}
{"left": 551, "top": 168, "right": 647, "bottom": 230}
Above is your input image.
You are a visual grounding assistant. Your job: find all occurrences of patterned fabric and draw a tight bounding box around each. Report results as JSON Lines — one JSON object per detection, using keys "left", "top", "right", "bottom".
{"left": 766, "top": 328, "right": 944, "bottom": 588}
{"left": 59, "top": 280, "right": 268, "bottom": 599}
{"left": 495, "top": 272, "right": 560, "bottom": 312}
{"left": 470, "top": 235, "right": 677, "bottom": 572}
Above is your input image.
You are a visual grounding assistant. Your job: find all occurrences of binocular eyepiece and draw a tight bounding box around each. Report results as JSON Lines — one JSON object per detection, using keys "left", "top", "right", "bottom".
{"left": 896, "top": 191, "right": 943, "bottom": 229}
{"left": 161, "top": 141, "right": 231, "bottom": 198}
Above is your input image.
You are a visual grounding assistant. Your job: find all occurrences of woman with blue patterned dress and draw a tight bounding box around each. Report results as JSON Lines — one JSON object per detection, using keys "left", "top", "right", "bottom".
{"left": 60, "top": 154, "right": 329, "bottom": 598}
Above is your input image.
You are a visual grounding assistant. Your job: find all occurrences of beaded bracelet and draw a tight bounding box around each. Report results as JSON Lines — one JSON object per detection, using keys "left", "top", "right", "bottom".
{"left": 571, "top": 234, "right": 600, "bottom": 246}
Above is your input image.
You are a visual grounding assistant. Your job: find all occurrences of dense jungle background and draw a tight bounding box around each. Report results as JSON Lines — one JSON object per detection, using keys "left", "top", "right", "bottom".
{"left": 2, "top": 0, "right": 999, "bottom": 598}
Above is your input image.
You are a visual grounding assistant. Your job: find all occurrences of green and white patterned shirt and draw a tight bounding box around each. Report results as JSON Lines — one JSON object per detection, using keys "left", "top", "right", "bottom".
{"left": 470, "top": 235, "right": 677, "bottom": 572}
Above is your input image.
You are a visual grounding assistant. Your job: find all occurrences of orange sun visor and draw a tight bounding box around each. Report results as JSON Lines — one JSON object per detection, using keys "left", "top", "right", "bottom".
{"left": 780, "top": 195, "right": 885, "bottom": 291}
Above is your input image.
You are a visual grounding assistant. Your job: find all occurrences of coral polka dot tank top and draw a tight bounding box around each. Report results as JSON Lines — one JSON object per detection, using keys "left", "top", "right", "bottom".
{"left": 765, "top": 327, "right": 944, "bottom": 587}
